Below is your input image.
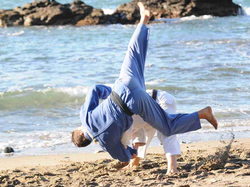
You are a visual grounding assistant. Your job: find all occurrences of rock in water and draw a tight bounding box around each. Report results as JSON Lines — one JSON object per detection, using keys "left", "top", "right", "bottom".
{"left": 0, "top": 0, "right": 243, "bottom": 27}
{"left": 4, "top": 147, "right": 14, "bottom": 153}
{"left": 111, "top": 0, "right": 242, "bottom": 24}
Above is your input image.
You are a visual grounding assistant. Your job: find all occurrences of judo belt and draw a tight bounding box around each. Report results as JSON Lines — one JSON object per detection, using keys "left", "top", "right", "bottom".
{"left": 110, "top": 91, "right": 134, "bottom": 116}
{"left": 152, "top": 89, "right": 158, "bottom": 101}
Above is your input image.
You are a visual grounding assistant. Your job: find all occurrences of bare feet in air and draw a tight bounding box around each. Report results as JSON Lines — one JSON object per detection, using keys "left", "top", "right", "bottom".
{"left": 137, "top": 2, "right": 152, "bottom": 25}
{"left": 198, "top": 106, "right": 218, "bottom": 130}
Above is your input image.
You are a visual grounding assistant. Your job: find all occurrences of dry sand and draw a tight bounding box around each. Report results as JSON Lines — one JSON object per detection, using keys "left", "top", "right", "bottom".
{"left": 0, "top": 138, "right": 249, "bottom": 186}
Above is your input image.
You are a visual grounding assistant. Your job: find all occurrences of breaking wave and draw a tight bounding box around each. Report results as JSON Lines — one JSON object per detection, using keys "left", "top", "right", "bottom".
{"left": 0, "top": 86, "right": 90, "bottom": 110}
{"left": 243, "top": 7, "right": 250, "bottom": 15}
{"left": 7, "top": 31, "right": 25, "bottom": 36}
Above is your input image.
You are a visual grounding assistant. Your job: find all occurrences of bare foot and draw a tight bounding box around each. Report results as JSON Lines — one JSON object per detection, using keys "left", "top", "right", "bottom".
{"left": 122, "top": 163, "right": 139, "bottom": 170}
{"left": 137, "top": 2, "right": 152, "bottom": 25}
{"left": 122, "top": 157, "right": 140, "bottom": 170}
{"left": 198, "top": 106, "right": 218, "bottom": 130}
{"left": 114, "top": 162, "right": 129, "bottom": 169}
{"left": 166, "top": 170, "right": 179, "bottom": 176}
{"left": 166, "top": 155, "right": 178, "bottom": 175}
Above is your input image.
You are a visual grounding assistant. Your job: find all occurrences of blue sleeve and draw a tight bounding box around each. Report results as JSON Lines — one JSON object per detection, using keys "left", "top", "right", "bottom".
{"left": 106, "top": 142, "right": 137, "bottom": 162}
{"left": 83, "top": 85, "right": 112, "bottom": 113}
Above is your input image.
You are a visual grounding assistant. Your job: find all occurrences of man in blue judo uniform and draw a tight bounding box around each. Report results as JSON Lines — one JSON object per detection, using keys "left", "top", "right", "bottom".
{"left": 72, "top": 2, "right": 218, "bottom": 162}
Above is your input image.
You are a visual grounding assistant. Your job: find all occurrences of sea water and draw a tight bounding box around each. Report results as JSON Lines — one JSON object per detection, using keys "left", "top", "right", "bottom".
{"left": 0, "top": 0, "right": 250, "bottom": 157}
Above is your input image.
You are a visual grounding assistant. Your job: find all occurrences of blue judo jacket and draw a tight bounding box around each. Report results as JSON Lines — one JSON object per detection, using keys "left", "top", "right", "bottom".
{"left": 80, "top": 83, "right": 137, "bottom": 162}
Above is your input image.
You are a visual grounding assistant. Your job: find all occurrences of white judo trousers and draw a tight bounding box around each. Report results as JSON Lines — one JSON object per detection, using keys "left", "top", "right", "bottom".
{"left": 121, "top": 90, "right": 181, "bottom": 158}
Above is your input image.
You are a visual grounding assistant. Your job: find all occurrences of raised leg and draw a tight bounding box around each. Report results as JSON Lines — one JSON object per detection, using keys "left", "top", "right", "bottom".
{"left": 119, "top": 3, "right": 152, "bottom": 90}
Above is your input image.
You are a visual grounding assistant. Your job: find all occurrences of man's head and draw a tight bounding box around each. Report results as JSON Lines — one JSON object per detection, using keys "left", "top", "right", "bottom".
{"left": 71, "top": 127, "right": 92, "bottom": 147}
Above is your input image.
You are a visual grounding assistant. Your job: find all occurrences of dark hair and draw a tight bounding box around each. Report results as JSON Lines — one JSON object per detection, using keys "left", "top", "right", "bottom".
{"left": 71, "top": 130, "right": 92, "bottom": 147}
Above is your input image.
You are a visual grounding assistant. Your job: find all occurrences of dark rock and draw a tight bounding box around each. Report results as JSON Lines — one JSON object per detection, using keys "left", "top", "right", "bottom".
{"left": 69, "top": 0, "right": 104, "bottom": 25}
{"left": 112, "top": 0, "right": 241, "bottom": 24}
{"left": 69, "top": 0, "right": 93, "bottom": 24}
{"left": 0, "top": 10, "right": 23, "bottom": 27}
{"left": 76, "top": 9, "right": 106, "bottom": 26}
{"left": 4, "top": 147, "right": 14, "bottom": 153}
{"left": 0, "top": 0, "right": 105, "bottom": 27}
{"left": 0, "top": 0, "right": 243, "bottom": 27}
{"left": 24, "top": 4, "right": 71, "bottom": 26}
{"left": 187, "top": 0, "right": 240, "bottom": 17}
{"left": 109, "top": 3, "right": 140, "bottom": 24}
{"left": 70, "top": 0, "right": 92, "bottom": 16}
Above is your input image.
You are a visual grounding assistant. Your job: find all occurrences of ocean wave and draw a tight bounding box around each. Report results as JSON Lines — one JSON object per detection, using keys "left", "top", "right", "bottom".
{"left": 243, "top": 7, "right": 250, "bottom": 15}
{"left": 1, "top": 124, "right": 249, "bottom": 154}
{"left": 0, "top": 86, "right": 90, "bottom": 110}
{"left": 0, "top": 131, "right": 71, "bottom": 152}
{"left": 145, "top": 79, "right": 167, "bottom": 86}
{"left": 0, "top": 84, "right": 117, "bottom": 110}
{"left": 153, "top": 15, "right": 214, "bottom": 24}
{"left": 212, "top": 67, "right": 242, "bottom": 73}
{"left": 178, "top": 15, "right": 213, "bottom": 22}
{"left": 7, "top": 31, "right": 25, "bottom": 36}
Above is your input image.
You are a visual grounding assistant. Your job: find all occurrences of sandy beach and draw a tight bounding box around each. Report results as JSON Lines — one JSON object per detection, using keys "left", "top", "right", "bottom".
{"left": 0, "top": 138, "right": 249, "bottom": 186}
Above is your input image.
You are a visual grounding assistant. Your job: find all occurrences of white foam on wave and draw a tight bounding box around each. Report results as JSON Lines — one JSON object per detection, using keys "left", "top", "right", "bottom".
{"left": 35, "top": 86, "right": 89, "bottom": 97}
{"left": 3, "top": 84, "right": 115, "bottom": 102}
{"left": 54, "top": 86, "right": 90, "bottom": 97}
{"left": 54, "top": 84, "right": 114, "bottom": 97}
{"left": 145, "top": 80, "right": 159, "bottom": 85}
{"left": 1, "top": 122, "right": 249, "bottom": 154}
{"left": 103, "top": 8, "right": 116, "bottom": 15}
{"left": 145, "top": 79, "right": 167, "bottom": 85}
{"left": 213, "top": 107, "right": 250, "bottom": 115}
{"left": 0, "top": 131, "right": 71, "bottom": 152}
{"left": 179, "top": 15, "right": 213, "bottom": 22}
{"left": 7, "top": 31, "right": 25, "bottom": 36}
{"left": 243, "top": 7, "right": 250, "bottom": 15}
{"left": 41, "top": 84, "right": 114, "bottom": 97}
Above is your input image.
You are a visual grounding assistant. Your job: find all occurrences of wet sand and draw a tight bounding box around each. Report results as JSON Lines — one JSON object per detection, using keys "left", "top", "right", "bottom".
{"left": 0, "top": 138, "right": 249, "bottom": 186}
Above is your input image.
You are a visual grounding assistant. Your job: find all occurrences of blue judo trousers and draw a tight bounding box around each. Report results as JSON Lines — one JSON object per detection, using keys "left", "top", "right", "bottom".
{"left": 80, "top": 23, "right": 201, "bottom": 162}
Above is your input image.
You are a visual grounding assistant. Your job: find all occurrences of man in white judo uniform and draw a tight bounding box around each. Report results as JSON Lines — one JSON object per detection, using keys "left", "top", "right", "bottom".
{"left": 121, "top": 89, "right": 181, "bottom": 175}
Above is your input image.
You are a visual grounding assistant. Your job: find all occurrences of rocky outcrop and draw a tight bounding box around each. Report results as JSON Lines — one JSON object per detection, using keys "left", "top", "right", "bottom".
{"left": 0, "top": 10, "right": 24, "bottom": 27}
{"left": 0, "top": 0, "right": 106, "bottom": 27}
{"left": 0, "top": 0, "right": 242, "bottom": 27}
{"left": 111, "top": 0, "right": 241, "bottom": 24}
